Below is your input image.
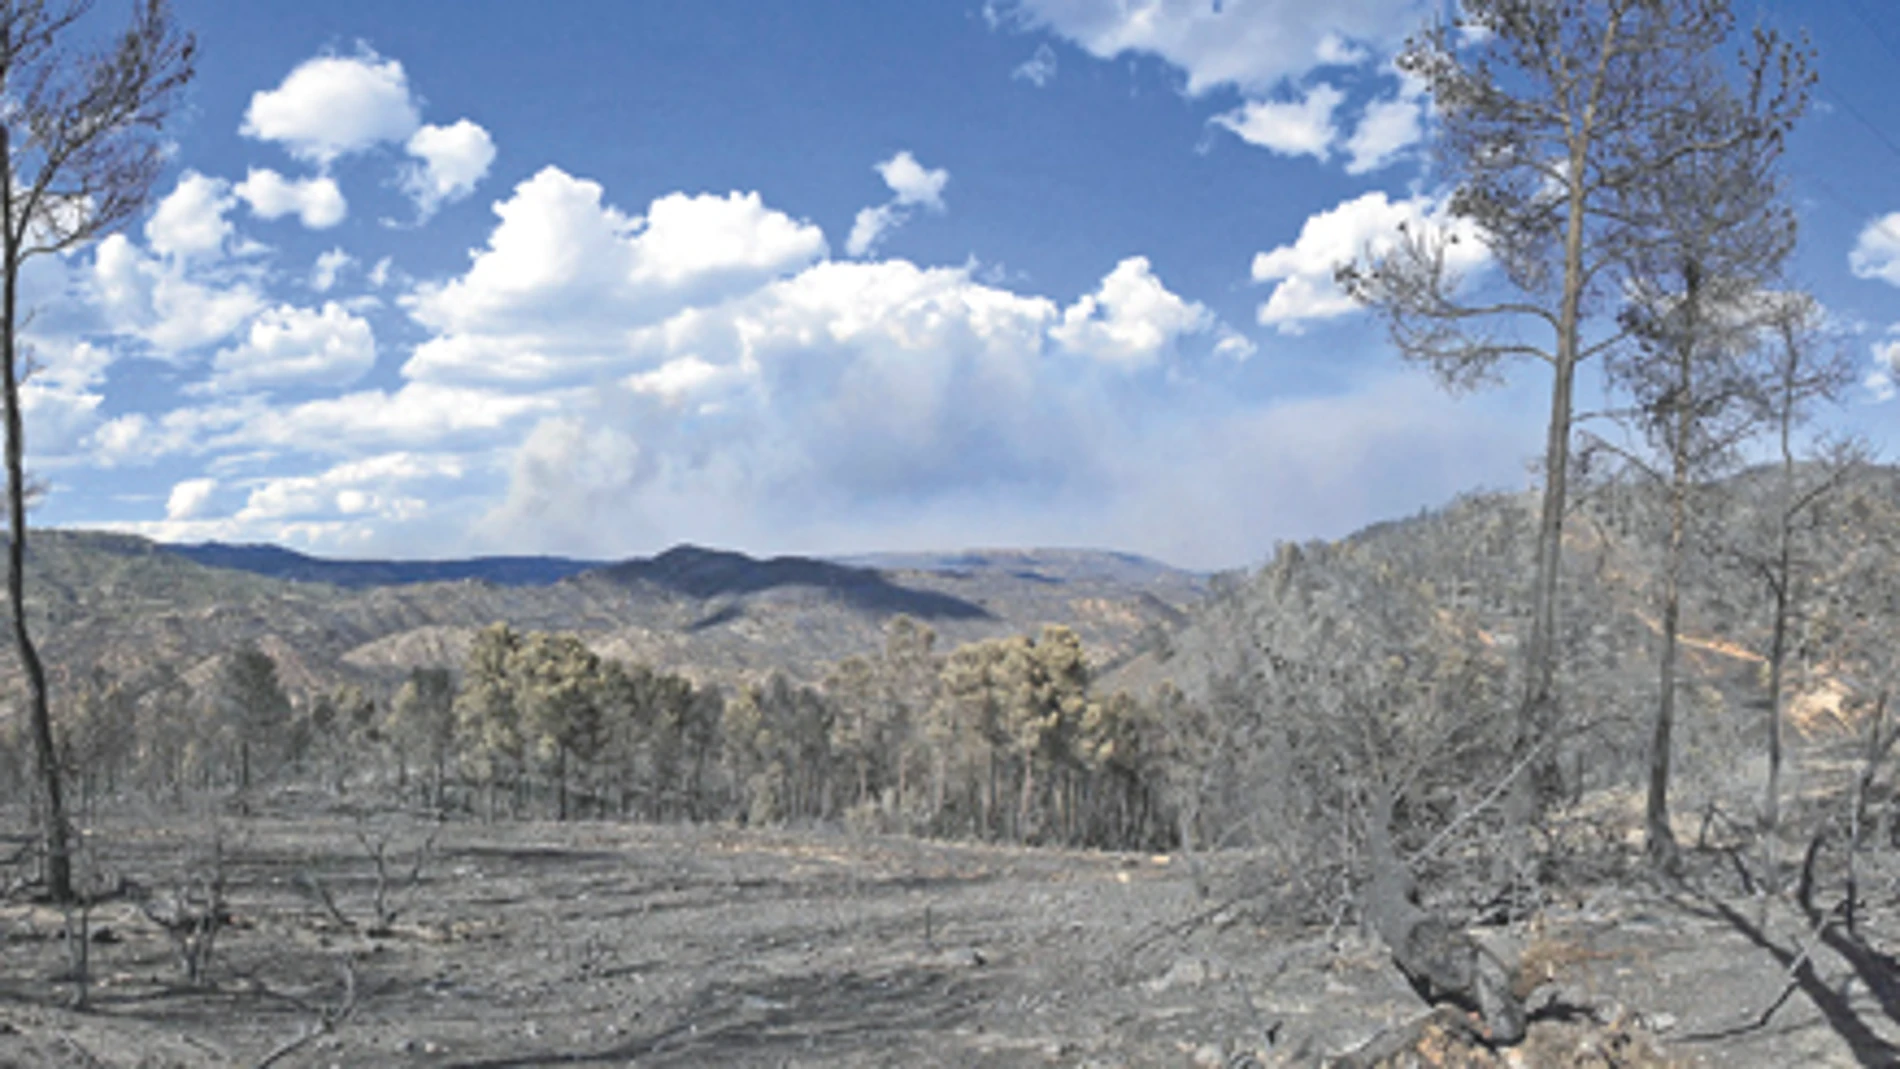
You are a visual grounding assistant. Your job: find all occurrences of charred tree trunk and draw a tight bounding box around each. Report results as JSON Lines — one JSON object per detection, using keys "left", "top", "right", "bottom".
{"left": 1762, "top": 543, "right": 1789, "bottom": 882}
{"left": 1, "top": 123, "right": 69, "bottom": 902}
{"left": 1505, "top": 132, "right": 1595, "bottom": 847}
{"left": 1645, "top": 261, "right": 1700, "bottom": 876}
{"left": 1646, "top": 546, "right": 1684, "bottom": 873}
{"left": 1760, "top": 357, "right": 1803, "bottom": 887}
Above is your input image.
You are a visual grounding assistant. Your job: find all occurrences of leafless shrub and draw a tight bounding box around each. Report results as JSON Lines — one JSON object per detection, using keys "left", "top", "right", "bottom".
{"left": 358, "top": 824, "right": 436, "bottom": 936}
{"left": 296, "top": 820, "right": 436, "bottom": 937}
{"left": 132, "top": 824, "right": 230, "bottom": 986}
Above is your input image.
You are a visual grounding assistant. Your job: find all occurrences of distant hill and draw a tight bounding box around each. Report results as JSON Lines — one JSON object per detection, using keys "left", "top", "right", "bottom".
{"left": 162, "top": 542, "right": 604, "bottom": 588}
{"left": 834, "top": 547, "right": 1204, "bottom": 588}
{"left": 0, "top": 533, "right": 1207, "bottom": 699}
{"left": 595, "top": 545, "right": 993, "bottom": 620}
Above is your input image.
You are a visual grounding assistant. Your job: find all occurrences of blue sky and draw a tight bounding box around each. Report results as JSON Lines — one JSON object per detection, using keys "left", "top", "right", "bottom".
{"left": 15, "top": 0, "right": 1898, "bottom": 570}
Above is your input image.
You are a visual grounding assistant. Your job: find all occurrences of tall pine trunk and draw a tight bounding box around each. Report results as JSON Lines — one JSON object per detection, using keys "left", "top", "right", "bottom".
{"left": 1, "top": 123, "right": 70, "bottom": 902}
{"left": 1506, "top": 132, "right": 1593, "bottom": 850}
{"left": 1760, "top": 363, "right": 1801, "bottom": 889}
{"left": 1645, "top": 265, "right": 1700, "bottom": 873}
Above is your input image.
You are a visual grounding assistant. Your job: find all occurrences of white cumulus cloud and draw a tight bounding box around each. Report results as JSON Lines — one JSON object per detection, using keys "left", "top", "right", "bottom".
{"left": 90, "top": 413, "right": 153, "bottom": 466}
{"left": 310, "top": 248, "right": 354, "bottom": 292}
{"left": 847, "top": 205, "right": 903, "bottom": 260}
{"left": 237, "top": 452, "right": 464, "bottom": 522}
{"left": 35, "top": 339, "right": 113, "bottom": 394}
{"left": 1868, "top": 332, "right": 1900, "bottom": 402}
{"left": 1850, "top": 214, "right": 1900, "bottom": 287}
{"left": 1214, "top": 83, "right": 1344, "bottom": 159}
{"left": 243, "top": 383, "right": 556, "bottom": 456}
{"left": 632, "top": 187, "right": 829, "bottom": 287}
{"left": 126, "top": 453, "right": 476, "bottom": 553}
{"left": 1005, "top": 1, "right": 1431, "bottom": 176}
{"left": 404, "top": 166, "right": 826, "bottom": 385}
{"left": 208, "top": 301, "right": 378, "bottom": 392}
{"left": 89, "top": 406, "right": 257, "bottom": 468}
{"left": 477, "top": 251, "right": 1253, "bottom": 556}
{"left": 234, "top": 168, "right": 347, "bottom": 229}
{"left": 1051, "top": 256, "right": 1216, "bottom": 369}
{"left": 402, "top": 118, "right": 497, "bottom": 219}
{"left": 96, "top": 382, "right": 558, "bottom": 468}
{"left": 1250, "top": 191, "right": 1487, "bottom": 333}
{"left": 240, "top": 47, "right": 421, "bottom": 165}
{"left": 479, "top": 257, "right": 1065, "bottom": 549}
{"left": 22, "top": 378, "right": 103, "bottom": 458}
{"left": 16, "top": 338, "right": 115, "bottom": 459}
{"left": 998, "top": 0, "right": 1424, "bottom": 96}
{"left": 878, "top": 150, "right": 949, "bottom": 210}
{"left": 846, "top": 150, "right": 949, "bottom": 257}
{"left": 166, "top": 477, "right": 218, "bottom": 520}
{"left": 625, "top": 355, "right": 734, "bottom": 404}
{"left": 1315, "top": 32, "right": 1369, "bottom": 66}
{"left": 144, "top": 172, "right": 236, "bottom": 260}
{"left": 92, "top": 233, "right": 264, "bottom": 354}
{"left": 1343, "top": 92, "right": 1423, "bottom": 174}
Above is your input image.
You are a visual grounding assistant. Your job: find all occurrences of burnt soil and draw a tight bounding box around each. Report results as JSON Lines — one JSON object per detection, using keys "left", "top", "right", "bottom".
{"left": 2, "top": 809, "right": 1899, "bottom": 1067}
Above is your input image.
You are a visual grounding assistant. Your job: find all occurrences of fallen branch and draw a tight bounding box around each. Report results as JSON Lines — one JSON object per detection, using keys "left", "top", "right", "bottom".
{"left": 1408, "top": 731, "right": 1562, "bottom": 867}
{"left": 254, "top": 955, "right": 358, "bottom": 1069}
{"left": 54, "top": 1032, "right": 108, "bottom": 1069}
{"left": 1117, "top": 893, "right": 1250, "bottom": 972}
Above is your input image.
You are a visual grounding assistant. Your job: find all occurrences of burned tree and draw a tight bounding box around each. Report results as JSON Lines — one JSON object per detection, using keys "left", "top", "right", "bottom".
{"left": 1597, "top": 48, "right": 1807, "bottom": 868}
{"left": 1338, "top": 0, "right": 1811, "bottom": 838}
{"left": 1716, "top": 300, "right": 1859, "bottom": 874}
{"left": 0, "top": 0, "right": 193, "bottom": 901}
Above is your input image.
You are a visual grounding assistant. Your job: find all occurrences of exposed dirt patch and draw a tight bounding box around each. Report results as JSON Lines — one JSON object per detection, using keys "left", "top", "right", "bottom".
{"left": 0, "top": 815, "right": 1897, "bottom": 1066}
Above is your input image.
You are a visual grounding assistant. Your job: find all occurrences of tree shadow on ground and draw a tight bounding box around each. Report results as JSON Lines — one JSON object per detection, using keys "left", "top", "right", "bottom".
{"left": 444, "top": 964, "right": 991, "bottom": 1068}
{"left": 1682, "top": 891, "right": 1900, "bottom": 1068}
{"left": 1802, "top": 879, "right": 1900, "bottom": 1036}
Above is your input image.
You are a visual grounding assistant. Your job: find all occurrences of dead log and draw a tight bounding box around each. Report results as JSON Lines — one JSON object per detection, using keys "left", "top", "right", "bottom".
{"left": 1364, "top": 791, "right": 1526, "bottom": 1045}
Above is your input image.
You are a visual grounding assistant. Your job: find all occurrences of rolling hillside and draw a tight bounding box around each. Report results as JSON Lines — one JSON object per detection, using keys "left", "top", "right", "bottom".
{"left": 0, "top": 532, "right": 1207, "bottom": 698}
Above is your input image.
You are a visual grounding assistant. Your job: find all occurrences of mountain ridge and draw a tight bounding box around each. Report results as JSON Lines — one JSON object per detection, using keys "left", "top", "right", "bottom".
{"left": 0, "top": 531, "right": 1208, "bottom": 696}
{"left": 157, "top": 539, "right": 1201, "bottom": 593}
{"left": 160, "top": 541, "right": 606, "bottom": 588}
